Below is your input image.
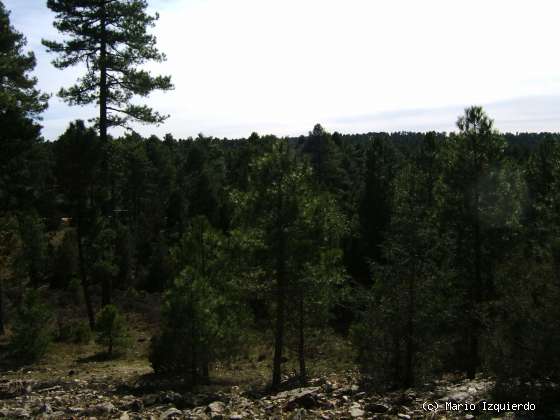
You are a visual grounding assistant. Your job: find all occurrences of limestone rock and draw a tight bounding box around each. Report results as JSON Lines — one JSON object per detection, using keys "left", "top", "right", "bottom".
{"left": 87, "top": 401, "right": 117, "bottom": 416}
{"left": 160, "top": 407, "right": 182, "bottom": 419}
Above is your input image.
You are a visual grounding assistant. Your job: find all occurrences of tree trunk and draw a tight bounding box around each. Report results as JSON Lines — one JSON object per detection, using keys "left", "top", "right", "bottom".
{"left": 553, "top": 243, "right": 560, "bottom": 287}
{"left": 102, "top": 277, "right": 111, "bottom": 307}
{"left": 77, "top": 221, "right": 96, "bottom": 330}
{"left": 403, "top": 273, "right": 416, "bottom": 388}
{"left": 202, "top": 358, "right": 210, "bottom": 383}
{"left": 108, "top": 333, "right": 113, "bottom": 356}
{"left": 0, "top": 279, "right": 4, "bottom": 336}
{"left": 298, "top": 292, "right": 307, "bottom": 385}
{"left": 467, "top": 189, "right": 482, "bottom": 379}
{"left": 191, "top": 339, "right": 198, "bottom": 386}
{"left": 272, "top": 227, "right": 287, "bottom": 390}
{"left": 99, "top": 3, "right": 108, "bottom": 146}
{"left": 98, "top": 1, "right": 112, "bottom": 307}
{"left": 391, "top": 333, "right": 401, "bottom": 387}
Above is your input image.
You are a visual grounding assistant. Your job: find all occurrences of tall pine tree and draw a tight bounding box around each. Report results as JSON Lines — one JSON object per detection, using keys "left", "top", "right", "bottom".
{"left": 43, "top": 0, "right": 173, "bottom": 138}
{"left": 44, "top": 0, "right": 173, "bottom": 306}
{"left": 0, "top": 1, "right": 49, "bottom": 334}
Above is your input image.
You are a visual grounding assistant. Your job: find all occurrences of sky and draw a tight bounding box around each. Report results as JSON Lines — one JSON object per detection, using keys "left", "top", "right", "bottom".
{"left": 5, "top": 0, "right": 560, "bottom": 140}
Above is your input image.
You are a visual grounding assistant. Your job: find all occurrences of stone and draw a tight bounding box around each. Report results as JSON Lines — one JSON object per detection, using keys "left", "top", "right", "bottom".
{"left": 366, "top": 402, "right": 389, "bottom": 413}
{"left": 288, "top": 408, "right": 307, "bottom": 420}
{"left": 88, "top": 402, "right": 116, "bottom": 416}
{"left": 66, "top": 407, "right": 84, "bottom": 415}
{"left": 120, "top": 412, "right": 130, "bottom": 420}
{"left": 143, "top": 393, "right": 159, "bottom": 406}
{"left": 160, "top": 407, "right": 182, "bottom": 419}
{"left": 349, "top": 406, "right": 365, "bottom": 418}
{"left": 322, "top": 381, "right": 334, "bottom": 393}
{"left": 123, "top": 398, "right": 144, "bottom": 412}
{"left": 8, "top": 408, "right": 30, "bottom": 418}
{"left": 282, "top": 388, "right": 322, "bottom": 411}
{"left": 35, "top": 403, "right": 53, "bottom": 414}
{"left": 207, "top": 400, "right": 226, "bottom": 419}
{"left": 208, "top": 401, "right": 226, "bottom": 412}
{"left": 160, "top": 390, "right": 183, "bottom": 404}
{"left": 446, "top": 391, "right": 471, "bottom": 402}
{"left": 272, "top": 387, "right": 320, "bottom": 400}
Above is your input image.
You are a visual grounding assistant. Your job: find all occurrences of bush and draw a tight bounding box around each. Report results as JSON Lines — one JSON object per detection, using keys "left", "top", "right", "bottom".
{"left": 95, "top": 305, "right": 130, "bottom": 356}
{"left": 150, "top": 270, "right": 246, "bottom": 383}
{"left": 58, "top": 320, "right": 92, "bottom": 344}
{"left": 10, "top": 289, "right": 54, "bottom": 362}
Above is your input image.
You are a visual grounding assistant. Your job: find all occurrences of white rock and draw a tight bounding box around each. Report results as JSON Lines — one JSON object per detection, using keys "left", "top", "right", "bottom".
{"left": 160, "top": 407, "right": 182, "bottom": 419}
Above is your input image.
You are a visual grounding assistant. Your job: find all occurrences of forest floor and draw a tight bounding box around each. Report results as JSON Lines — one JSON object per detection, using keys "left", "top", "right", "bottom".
{"left": 0, "top": 294, "right": 550, "bottom": 419}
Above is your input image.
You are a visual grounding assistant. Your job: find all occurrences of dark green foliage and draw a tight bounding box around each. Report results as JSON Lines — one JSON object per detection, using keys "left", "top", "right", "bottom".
{"left": 43, "top": 0, "right": 173, "bottom": 130}
{"left": 54, "top": 121, "right": 103, "bottom": 328}
{"left": 16, "top": 212, "right": 47, "bottom": 287}
{"left": 358, "top": 136, "right": 399, "bottom": 268}
{"left": 150, "top": 217, "right": 247, "bottom": 383}
{"left": 52, "top": 230, "right": 78, "bottom": 289}
{"left": 0, "top": 2, "right": 48, "bottom": 118}
{"left": 351, "top": 136, "right": 450, "bottom": 388}
{"left": 302, "top": 124, "right": 347, "bottom": 193}
{"left": 88, "top": 218, "right": 118, "bottom": 306}
{"left": 9, "top": 289, "right": 54, "bottom": 362}
{"left": 231, "top": 142, "right": 347, "bottom": 387}
{"left": 95, "top": 304, "right": 130, "bottom": 356}
{"left": 149, "top": 270, "right": 245, "bottom": 381}
{"left": 0, "top": 2, "right": 49, "bottom": 214}
{"left": 441, "top": 107, "right": 525, "bottom": 378}
{"left": 58, "top": 319, "right": 92, "bottom": 344}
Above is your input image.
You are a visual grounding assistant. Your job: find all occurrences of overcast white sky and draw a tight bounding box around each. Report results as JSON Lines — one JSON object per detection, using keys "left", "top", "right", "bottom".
{"left": 5, "top": 0, "right": 560, "bottom": 140}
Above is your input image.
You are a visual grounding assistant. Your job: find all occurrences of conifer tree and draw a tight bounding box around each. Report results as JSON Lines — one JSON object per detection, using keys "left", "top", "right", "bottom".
{"left": 1, "top": 1, "right": 49, "bottom": 212}
{"left": 0, "top": 2, "right": 50, "bottom": 335}
{"left": 43, "top": 0, "right": 173, "bottom": 140}
{"left": 231, "top": 142, "right": 346, "bottom": 388}
{"left": 0, "top": 1, "right": 48, "bottom": 118}
{"left": 443, "top": 107, "right": 524, "bottom": 378}
{"left": 150, "top": 216, "right": 247, "bottom": 384}
{"left": 44, "top": 0, "right": 172, "bottom": 305}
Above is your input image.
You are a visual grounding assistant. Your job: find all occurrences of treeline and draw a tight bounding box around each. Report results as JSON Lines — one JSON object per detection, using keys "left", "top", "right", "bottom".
{"left": 5, "top": 114, "right": 560, "bottom": 390}
{"left": 1, "top": 0, "right": 560, "bottom": 405}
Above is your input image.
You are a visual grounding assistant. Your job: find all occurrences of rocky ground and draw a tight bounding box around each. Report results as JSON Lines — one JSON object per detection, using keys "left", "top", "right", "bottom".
{"left": 0, "top": 363, "right": 538, "bottom": 419}
{"left": 0, "top": 306, "right": 549, "bottom": 419}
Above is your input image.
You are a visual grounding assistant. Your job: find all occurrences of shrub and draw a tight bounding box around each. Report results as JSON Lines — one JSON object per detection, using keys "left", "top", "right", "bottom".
{"left": 58, "top": 320, "right": 92, "bottom": 344}
{"left": 150, "top": 269, "right": 246, "bottom": 383}
{"left": 10, "top": 289, "right": 54, "bottom": 362}
{"left": 95, "top": 305, "right": 130, "bottom": 356}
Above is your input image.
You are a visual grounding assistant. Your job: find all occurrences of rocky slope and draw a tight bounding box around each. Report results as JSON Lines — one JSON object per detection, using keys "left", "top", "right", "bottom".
{"left": 0, "top": 366, "right": 536, "bottom": 419}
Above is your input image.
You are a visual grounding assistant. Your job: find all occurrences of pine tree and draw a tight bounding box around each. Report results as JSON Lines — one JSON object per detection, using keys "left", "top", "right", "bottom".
{"left": 95, "top": 304, "right": 129, "bottom": 356}
{"left": 443, "top": 107, "right": 524, "bottom": 378}
{"left": 43, "top": 0, "right": 173, "bottom": 138}
{"left": 54, "top": 121, "right": 103, "bottom": 329}
{"left": 358, "top": 136, "right": 399, "bottom": 268}
{"left": 150, "top": 216, "right": 247, "bottom": 383}
{"left": 0, "top": 1, "right": 48, "bottom": 118}
{"left": 10, "top": 288, "right": 54, "bottom": 362}
{"left": 231, "top": 142, "right": 346, "bottom": 388}
{"left": 0, "top": 1, "right": 49, "bottom": 212}
{"left": 352, "top": 134, "right": 451, "bottom": 388}
{"left": 44, "top": 0, "right": 173, "bottom": 306}
{"left": 0, "top": 2, "right": 49, "bottom": 335}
